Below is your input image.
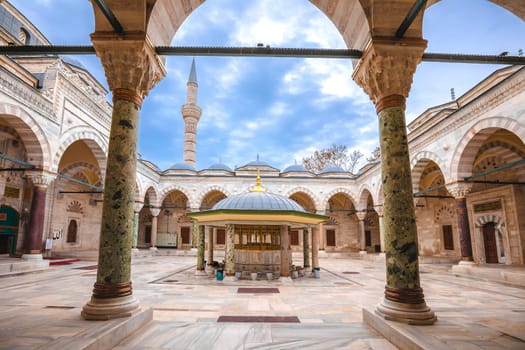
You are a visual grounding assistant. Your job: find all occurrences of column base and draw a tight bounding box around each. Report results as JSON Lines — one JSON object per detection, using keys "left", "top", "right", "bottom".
{"left": 375, "top": 298, "right": 436, "bottom": 325}
{"left": 149, "top": 246, "right": 158, "bottom": 251}
{"left": 194, "top": 269, "right": 208, "bottom": 277}
{"left": 21, "top": 253, "right": 43, "bottom": 260}
{"left": 81, "top": 294, "right": 140, "bottom": 320}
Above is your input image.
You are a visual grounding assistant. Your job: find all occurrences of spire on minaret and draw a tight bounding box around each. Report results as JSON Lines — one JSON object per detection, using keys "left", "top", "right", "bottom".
{"left": 181, "top": 58, "right": 202, "bottom": 168}
{"left": 188, "top": 57, "right": 198, "bottom": 84}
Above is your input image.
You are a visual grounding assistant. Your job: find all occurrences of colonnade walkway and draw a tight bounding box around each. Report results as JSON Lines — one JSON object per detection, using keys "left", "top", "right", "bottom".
{"left": 0, "top": 254, "right": 523, "bottom": 349}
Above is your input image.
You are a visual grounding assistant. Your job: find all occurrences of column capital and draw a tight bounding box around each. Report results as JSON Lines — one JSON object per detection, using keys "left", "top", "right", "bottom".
{"left": 352, "top": 36, "right": 427, "bottom": 111}
{"left": 25, "top": 171, "right": 55, "bottom": 187}
{"left": 355, "top": 211, "right": 367, "bottom": 221}
{"left": 447, "top": 182, "right": 473, "bottom": 199}
{"left": 149, "top": 208, "right": 161, "bottom": 217}
{"left": 90, "top": 32, "right": 167, "bottom": 106}
{"left": 133, "top": 202, "right": 144, "bottom": 213}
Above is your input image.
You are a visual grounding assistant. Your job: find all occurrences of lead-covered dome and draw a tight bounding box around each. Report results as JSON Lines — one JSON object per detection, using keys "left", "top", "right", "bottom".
{"left": 212, "top": 191, "right": 305, "bottom": 212}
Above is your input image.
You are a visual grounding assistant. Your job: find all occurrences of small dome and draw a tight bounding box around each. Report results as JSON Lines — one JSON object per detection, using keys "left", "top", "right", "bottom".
{"left": 167, "top": 162, "right": 196, "bottom": 171}
{"left": 319, "top": 165, "right": 346, "bottom": 174}
{"left": 207, "top": 163, "right": 232, "bottom": 172}
{"left": 282, "top": 164, "right": 308, "bottom": 173}
{"left": 212, "top": 191, "right": 305, "bottom": 212}
{"left": 244, "top": 159, "right": 271, "bottom": 167}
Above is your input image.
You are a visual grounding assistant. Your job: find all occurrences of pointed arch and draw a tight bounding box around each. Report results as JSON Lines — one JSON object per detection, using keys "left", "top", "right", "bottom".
{"left": 159, "top": 185, "right": 194, "bottom": 209}
{"left": 284, "top": 187, "right": 320, "bottom": 211}
{"left": 0, "top": 103, "right": 50, "bottom": 168}
{"left": 321, "top": 187, "right": 357, "bottom": 212}
{"left": 196, "top": 186, "right": 230, "bottom": 209}
{"left": 53, "top": 127, "right": 108, "bottom": 173}
{"left": 411, "top": 151, "right": 447, "bottom": 193}
{"left": 449, "top": 117, "right": 525, "bottom": 183}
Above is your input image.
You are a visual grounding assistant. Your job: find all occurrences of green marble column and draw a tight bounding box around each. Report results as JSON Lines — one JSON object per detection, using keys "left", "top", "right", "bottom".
{"left": 196, "top": 223, "right": 205, "bottom": 270}
{"left": 303, "top": 229, "right": 310, "bottom": 269}
{"left": 82, "top": 97, "right": 140, "bottom": 320}
{"left": 376, "top": 101, "right": 436, "bottom": 324}
{"left": 207, "top": 226, "right": 214, "bottom": 266}
{"left": 132, "top": 212, "right": 139, "bottom": 249}
{"left": 192, "top": 218, "right": 198, "bottom": 248}
{"left": 311, "top": 226, "right": 319, "bottom": 269}
{"left": 225, "top": 224, "right": 235, "bottom": 276}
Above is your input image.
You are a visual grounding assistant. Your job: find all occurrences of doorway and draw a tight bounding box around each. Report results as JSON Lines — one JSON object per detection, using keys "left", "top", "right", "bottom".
{"left": 482, "top": 222, "right": 498, "bottom": 263}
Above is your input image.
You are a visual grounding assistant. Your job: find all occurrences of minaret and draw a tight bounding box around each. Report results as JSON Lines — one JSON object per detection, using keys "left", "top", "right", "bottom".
{"left": 181, "top": 58, "right": 202, "bottom": 168}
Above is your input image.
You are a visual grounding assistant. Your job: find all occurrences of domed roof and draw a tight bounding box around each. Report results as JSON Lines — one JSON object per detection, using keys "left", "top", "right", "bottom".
{"left": 244, "top": 159, "right": 271, "bottom": 167}
{"left": 319, "top": 165, "right": 346, "bottom": 174}
{"left": 282, "top": 164, "right": 308, "bottom": 173}
{"left": 206, "top": 163, "right": 232, "bottom": 172}
{"left": 167, "top": 162, "right": 196, "bottom": 171}
{"left": 212, "top": 191, "right": 305, "bottom": 212}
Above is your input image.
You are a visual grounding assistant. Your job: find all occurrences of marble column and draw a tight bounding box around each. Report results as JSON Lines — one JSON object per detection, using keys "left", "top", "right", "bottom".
{"left": 280, "top": 225, "right": 291, "bottom": 277}
{"left": 312, "top": 226, "right": 320, "bottom": 269}
{"left": 132, "top": 203, "right": 143, "bottom": 250}
{"left": 196, "top": 224, "right": 205, "bottom": 271}
{"left": 356, "top": 211, "right": 367, "bottom": 252}
{"left": 82, "top": 32, "right": 165, "bottom": 320}
{"left": 23, "top": 172, "right": 54, "bottom": 259}
{"left": 353, "top": 37, "right": 435, "bottom": 324}
{"left": 448, "top": 184, "right": 474, "bottom": 261}
{"left": 224, "top": 224, "right": 235, "bottom": 276}
{"left": 319, "top": 222, "right": 325, "bottom": 250}
{"left": 149, "top": 208, "right": 160, "bottom": 250}
{"left": 303, "top": 228, "right": 311, "bottom": 269}
{"left": 191, "top": 210, "right": 199, "bottom": 248}
{"left": 207, "top": 226, "right": 214, "bottom": 266}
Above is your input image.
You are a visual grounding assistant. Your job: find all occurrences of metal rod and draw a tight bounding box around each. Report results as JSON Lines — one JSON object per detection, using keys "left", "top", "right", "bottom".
{"left": 57, "top": 174, "right": 103, "bottom": 191}
{"left": 0, "top": 153, "right": 35, "bottom": 167}
{"left": 92, "top": 0, "right": 124, "bottom": 34}
{"left": 396, "top": 0, "right": 428, "bottom": 38}
{"left": 464, "top": 159, "right": 525, "bottom": 180}
{"left": 465, "top": 180, "right": 525, "bottom": 185}
{"left": 413, "top": 184, "right": 446, "bottom": 196}
{"left": 1, "top": 45, "right": 524, "bottom": 65}
{"left": 59, "top": 191, "right": 103, "bottom": 194}
{"left": 413, "top": 194, "right": 454, "bottom": 198}
{"left": 0, "top": 168, "right": 28, "bottom": 172}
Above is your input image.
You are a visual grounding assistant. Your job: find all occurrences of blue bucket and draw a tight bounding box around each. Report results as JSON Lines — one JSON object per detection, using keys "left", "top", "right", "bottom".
{"left": 216, "top": 269, "right": 224, "bottom": 281}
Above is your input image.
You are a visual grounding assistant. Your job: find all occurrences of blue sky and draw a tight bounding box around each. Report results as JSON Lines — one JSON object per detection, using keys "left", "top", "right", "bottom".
{"left": 8, "top": 0, "right": 525, "bottom": 171}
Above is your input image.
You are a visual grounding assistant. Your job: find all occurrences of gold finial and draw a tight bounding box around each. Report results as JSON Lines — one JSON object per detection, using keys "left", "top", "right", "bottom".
{"left": 251, "top": 168, "right": 266, "bottom": 192}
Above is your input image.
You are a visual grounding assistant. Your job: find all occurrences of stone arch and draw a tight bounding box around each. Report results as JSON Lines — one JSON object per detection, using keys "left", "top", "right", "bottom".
{"left": 196, "top": 186, "right": 230, "bottom": 209}
{"left": 284, "top": 187, "right": 320, "bottom": 211}
{"left": 449, "top": 117, "right": 525, "bottom": 183}
{"left": 0, "top": 103, "right": 50, "bottom": 168}
{"left": 357, "top": 185, "right": 375, "bottom": 211}
{"left": 52, "top": 127, "right": 108, "bottom": 174}
{"left": 58, "top": 161, "right": 103, "bottom": 189}
{"left": 411, "top": 151, "right": 447, "bottom": 193}
{"left": 474, "top": 214, "right": 505, "bottom": 230}
{"left": 159, "top": 185, "right": 194, "bottom": 209}
{"left": 142, "top": 184, "right": 160, "bottom": 207}
{"left": 321, "top": 187, "right": 357, "bottom": 212}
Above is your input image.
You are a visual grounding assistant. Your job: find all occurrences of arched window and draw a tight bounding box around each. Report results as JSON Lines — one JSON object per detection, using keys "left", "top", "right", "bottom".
{"left": 67, "top": 219, "right": 78, "bottom": 243}
{"left": 18, "top": 28, "right": 30, "bottom": 44}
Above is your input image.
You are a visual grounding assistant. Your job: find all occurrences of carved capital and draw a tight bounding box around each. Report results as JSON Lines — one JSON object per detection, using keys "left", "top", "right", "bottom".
{"left": 133, "top": 202, "right": 144, "bottom": 213}
{"left": 25, "top": 171, "right": 55, "bottom": 187}
{"left": 149, "top": 208, "right": 161, "bottom": 217}
{"left": 353, "top": 37, "right": 427, "bottom": 111}
{"left": 355, "top": 211, "right": 367, "bottom": 221}
{"left": 446, "top": 182, "right": 473, "bottom": 199}
{"left": 90, "top": 32, "right": 167, "bottom": 105}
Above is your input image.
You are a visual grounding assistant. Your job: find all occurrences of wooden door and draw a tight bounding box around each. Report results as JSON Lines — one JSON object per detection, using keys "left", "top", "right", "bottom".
{"left": 144, "top": 226, "right": 152, "bottom": 244}
{"left": 326, "top": 229, "right": 336, "bottom": 247}
{"left": 216, "top": 229, "right": 225, "bottom": 245}
{"left": 483, "top": 222, "right": 498, "bottom": 263}
{"left": 290, "top": 230, "right": 299, "bottom": 246}
{"left": 181, "top": 227, "right": 191, "bottom": 244}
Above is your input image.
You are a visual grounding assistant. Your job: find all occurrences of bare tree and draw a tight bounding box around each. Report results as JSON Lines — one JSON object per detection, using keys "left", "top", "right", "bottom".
{"left": 303, "top": 144, "right": 363, "bottom": 173}
{"left": 367, "top": 146, "right": 381, "bottom": 163}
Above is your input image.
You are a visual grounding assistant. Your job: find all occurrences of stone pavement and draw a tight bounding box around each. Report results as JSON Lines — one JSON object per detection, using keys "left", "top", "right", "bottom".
{"left": 0, "top": 253, "right": 523, "bottom": 349}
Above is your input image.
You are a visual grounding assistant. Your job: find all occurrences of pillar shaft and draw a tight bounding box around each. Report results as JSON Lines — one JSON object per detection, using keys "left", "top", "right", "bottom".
{"left": 225, "top": 224, "right": 235, "bottom": 276}
{"left": 207, "top": 226, "right": 214, "bottom": 265}
{"left": 312, "top": 226, "right": 319, "bottom": 269}
{"left": 150, "top": 209, "right": 159, "bottom": 249}
{"left": 359, "top": 219, "right": 366, "bottom": 251}
{"left": 196, "top": 224, "right": 205, "bottom": 270}
{"left": 303, "top": 229, "right": 311, "bottom": 268}
{"left": 456, "top": 198, "right": 473, "bottom": 261}
{"left": 25, "top": 185, "right": 47, "bottom": 253}
{"left": 280, "top": 225, "right": 291, "bottom": 277}
{"left": 132, "top": 212, "right": 139, "bottom": 248}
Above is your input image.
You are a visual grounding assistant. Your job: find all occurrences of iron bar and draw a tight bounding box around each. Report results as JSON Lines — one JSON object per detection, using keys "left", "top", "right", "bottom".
{"left": 57, "top": 174, "right": 103, "bottom": 191}
{"left": 0, "top": 168, "right": 28, "bottom": 172}
{"left": 0, "top": 153, "right": 35, "bottom": 167}
{"left": 465, "top": 180, "right": 525, "bottom": 186}
{"left": 396, "top": 0, "right": 428, "bottom": 38}
{"left": 413, "top": 194, "right": 454, "bottom": 198}
{"left": 92, "top": 0, "right": 123, "bottom": 34}
{"left": 1, "top": 45, "right": 524, "bottom": 65}
{"left": 59, "top": 191, "right": 103, "bottom": 194}
{"left": 464, "top": 159, "right": 525, "bottom": 181}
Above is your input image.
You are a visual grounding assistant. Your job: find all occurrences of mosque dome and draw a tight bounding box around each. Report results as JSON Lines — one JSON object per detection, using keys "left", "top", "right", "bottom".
{"left": 206, "top": 163, "right": 233, "bottom": 172}
{"left": 212, "top": 191, "right": 305, "bottom": 212}
{"left": 319, "top": 165, "right": 346, "bottom": 174}
{"left": 167, "top": 162, "right": 196, "bottom": 171}
{"left": 282, "top": 164, "right": 308, "bottom": 173}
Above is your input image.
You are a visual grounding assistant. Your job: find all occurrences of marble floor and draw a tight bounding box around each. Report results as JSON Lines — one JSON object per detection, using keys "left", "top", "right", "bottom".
{"left": 0, "top": 253, "right": 523, "bottom": 349}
